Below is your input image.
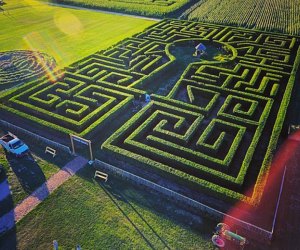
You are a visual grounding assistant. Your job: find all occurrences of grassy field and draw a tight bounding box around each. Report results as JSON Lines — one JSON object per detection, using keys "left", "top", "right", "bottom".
{"left": 0, "top": 167, "right": 215, "bottom": 250}
{"left": 0, "top": 0, "right": 156, "bottom": 69}
{"left": 181, "top": 0, "right": 300, "bottom": 35}
{"left": 49, "top": 0, "right": 193, "bottom": 18}
{"left": 0, "top": 136, "right": 215, "bottom": 250}
{"left": 0, "top": 139, "right": 72, "bottom": 210}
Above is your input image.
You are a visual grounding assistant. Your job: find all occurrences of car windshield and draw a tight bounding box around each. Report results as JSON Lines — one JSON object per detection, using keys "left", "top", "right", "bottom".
{"left": 11, "top": 140, "right": 24, "bottom": 149}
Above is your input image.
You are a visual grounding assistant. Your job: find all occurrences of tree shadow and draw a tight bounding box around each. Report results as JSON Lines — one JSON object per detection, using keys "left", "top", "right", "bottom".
{"left": 96, "top": 180, "right": 171, "bottom": 250}
{"left": 0, "top": 211, "right": 17, "bottom": 250}
{"left": 106, "top": 183, "right": 171, "bottom": 249}
{"left": 0, "top": 1, "right": 14, "bottom": 20}
{"left": 96, "top": 181, "right": 156, "bottom": 249}
{"left": 0, "top": 174, "right": 17, "bottom": 250}
{"left": 56, "top": 164, "right": 214, "bottom": 249}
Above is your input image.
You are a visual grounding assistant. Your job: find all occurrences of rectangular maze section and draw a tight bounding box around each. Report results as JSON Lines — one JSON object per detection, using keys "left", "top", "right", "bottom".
{"left": 103, "top": 92, "right": 273, "bottom": 204}
{"left": 102, "top": 19, "right": 300, "bottom": 205}
{"left": 1, "top": 74, "right": 138, "bottom": 136}
{"left": 1, "top": 19, "right": 299, "bottom": 205}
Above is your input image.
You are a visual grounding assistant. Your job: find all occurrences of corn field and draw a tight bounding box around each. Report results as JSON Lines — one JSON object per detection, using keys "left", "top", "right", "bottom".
{"left": 181, "top": 0, "right": 300, "bottom": 36}
{"left": 54, "top": 0, "right": 191, "bottom": 17}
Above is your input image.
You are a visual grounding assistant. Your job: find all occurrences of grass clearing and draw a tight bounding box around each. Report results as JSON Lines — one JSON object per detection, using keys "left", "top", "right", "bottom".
{"left": 0, "top": 145, "right": 71, "bottom": 209}
{"left": 1, "top": 167, "right": 215, "bottom": 249}
{"left": 0, "top": 0, "right": 156, "bottom": 69}
{"left": 0, "top": 127, "right": 73, "bottom": 210}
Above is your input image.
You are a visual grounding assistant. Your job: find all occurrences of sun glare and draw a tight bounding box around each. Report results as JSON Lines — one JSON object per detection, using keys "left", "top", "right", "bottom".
{"left": 54, "top": 10, "right": 83, "bottom": 36}
{"left": 23, "top": 32, "right": 59, "bottom": 82}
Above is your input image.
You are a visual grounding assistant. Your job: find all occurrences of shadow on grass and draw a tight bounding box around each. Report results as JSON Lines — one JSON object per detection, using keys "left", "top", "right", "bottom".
{"left": 6, "top": 153, "right": 48, "bottom": 197}
{"left": 0, "top": 174, "right": 17, "bottom": 250}
{"left": 0, "top": 216, "right": 17, "bottom": 250}
{"left": 98, "top": 181, "right": 157, "bottom": 250}
{"left": 0, "top": 151, "right": 51, "bottom": 250}
{"left": 29, "top": 145, "right": 73, "bottom": 170}
{"left": 75, "top": 166, "right": 171, "bottom": 249}
{"left": 103, "top": 183, "right": 171, "bottom": 250}
{"left": 72, "top": 164, "right": 216, "bottom": 250}
{"left": 0, "top": 1, "right": 14, "bottom": 21}
{"left": 77, "top": 165, "right": 215, "bottom": 228}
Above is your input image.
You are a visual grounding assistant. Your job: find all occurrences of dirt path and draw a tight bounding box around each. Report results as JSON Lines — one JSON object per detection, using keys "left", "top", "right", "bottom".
{"left": 0, "top": 156, "right": 87, "bottom": 234}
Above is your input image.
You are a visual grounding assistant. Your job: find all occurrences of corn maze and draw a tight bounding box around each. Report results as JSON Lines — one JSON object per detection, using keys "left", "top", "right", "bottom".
{"left": 55, "top": 0, "right": 191, "bottom": 17}
{"left": 1, "top": 19, "right": 299, "bottom": 204}
{"left": 52, "top": 0, "right": 190, "bottom": 18}
{"left": 106, "top": 0, "right": 178, "bottom": 6}
{"left": 0, "top": 50, "right": 56, "bottom": 90}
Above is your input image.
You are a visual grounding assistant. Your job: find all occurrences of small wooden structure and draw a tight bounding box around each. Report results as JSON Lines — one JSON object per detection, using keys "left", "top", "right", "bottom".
{"left": 45, "top": 146, "right": 56, "bottom": 157}
{"left": 94, "top": 170, "right": 108, "bottom": 182}
{"left": 70, "top": 134, "right": 93, "bottom": 160}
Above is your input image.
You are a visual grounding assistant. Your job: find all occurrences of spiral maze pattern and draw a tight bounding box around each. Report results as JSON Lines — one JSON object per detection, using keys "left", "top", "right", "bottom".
{"left": 0, "top": 50, "right": 56, "bottom": 89}
{"left": 1, "top": 20, "right": 299, "bottom": 204}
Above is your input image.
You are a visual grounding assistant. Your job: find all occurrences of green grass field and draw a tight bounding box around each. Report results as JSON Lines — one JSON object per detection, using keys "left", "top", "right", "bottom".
{"left": 1, "top": 167, "right": 214, "bottom": 250}
{"left": 0, "top": 0, "right": 156, "bottom": 69}
{"left": 0, "top": 137, "right": 72, "bottom": 210}
{"left": 0, "top": 149, "right": 53, "bottom": 206}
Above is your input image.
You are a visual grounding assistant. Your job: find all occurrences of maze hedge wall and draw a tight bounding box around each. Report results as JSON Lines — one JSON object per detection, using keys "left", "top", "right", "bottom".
{"left": 1, "top": 19, "right": 299, "bottom": 205}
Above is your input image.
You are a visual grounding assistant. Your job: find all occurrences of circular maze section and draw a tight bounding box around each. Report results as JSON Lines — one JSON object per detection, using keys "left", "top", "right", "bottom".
{"left": 0, "top": 50, "right": 56, "bottom": 90}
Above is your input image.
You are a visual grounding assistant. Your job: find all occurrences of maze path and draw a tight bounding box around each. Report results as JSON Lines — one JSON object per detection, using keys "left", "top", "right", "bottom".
{"left": 1, "top": 19, "right": 299, "bottom": 204}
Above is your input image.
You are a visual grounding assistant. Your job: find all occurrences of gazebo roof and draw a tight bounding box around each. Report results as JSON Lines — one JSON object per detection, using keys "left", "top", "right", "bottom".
{"left": 195, "top": 43, "right": 206, "bottom": 51}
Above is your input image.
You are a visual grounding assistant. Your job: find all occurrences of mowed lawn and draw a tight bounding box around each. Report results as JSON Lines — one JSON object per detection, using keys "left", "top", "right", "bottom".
{"left": 1, "top": 167, "right": 214, "bottom": 249}
{"left": 0, "top": 0, "right": 157, "bottom": 69}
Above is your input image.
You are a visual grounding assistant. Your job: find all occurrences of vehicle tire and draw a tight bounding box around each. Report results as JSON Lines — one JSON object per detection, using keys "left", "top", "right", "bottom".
{"left": 212, "top": 235, "right": 225, "bottom": 248}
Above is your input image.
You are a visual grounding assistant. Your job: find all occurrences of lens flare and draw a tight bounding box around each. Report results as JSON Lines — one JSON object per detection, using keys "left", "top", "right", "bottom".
{"left": 23, "top": 32, "right": 59, "bottom": 82}
{"left": 222, "top": 130, "right": 300, "bottom": 238}
{"left": 54, "top": 10, "right": 83, "bottom": 36}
